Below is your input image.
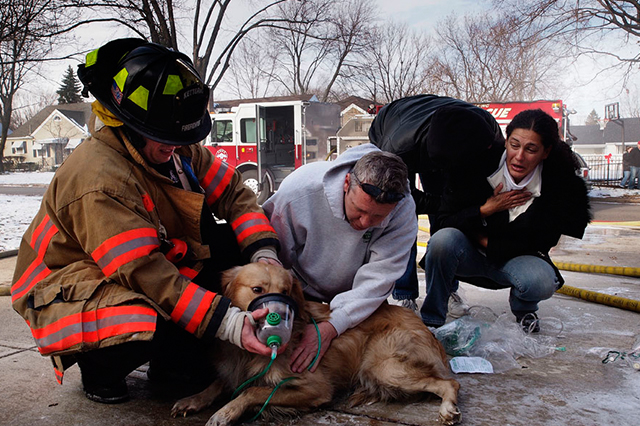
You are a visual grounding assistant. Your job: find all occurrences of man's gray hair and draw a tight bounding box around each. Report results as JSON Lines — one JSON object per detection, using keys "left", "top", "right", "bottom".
{"left": 350, "top": 150, "right": 408, "bottom": 203}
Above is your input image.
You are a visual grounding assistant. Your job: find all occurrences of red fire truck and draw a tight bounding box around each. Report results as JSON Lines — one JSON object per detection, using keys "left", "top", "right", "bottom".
{"left": 203, "top": 97, "right": 341, "bottom": 203}
{"left": 474, "top": 99, "right": 566, "bottom": 138}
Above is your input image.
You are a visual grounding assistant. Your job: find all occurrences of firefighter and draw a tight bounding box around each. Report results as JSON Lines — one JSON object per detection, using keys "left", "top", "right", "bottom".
{"left": 11, "top": 38, "right": 280, "bottom": 404}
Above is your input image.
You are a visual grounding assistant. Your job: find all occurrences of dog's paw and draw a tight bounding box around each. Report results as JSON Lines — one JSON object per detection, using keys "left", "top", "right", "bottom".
{"left": 170, "top": 396, "right": 207, "bottom": 418}
{"left": 438, "top": 403, "right": 461, "bottom": 425}
{"left": 205, "top": 410, "right": 234, "bottom": 426}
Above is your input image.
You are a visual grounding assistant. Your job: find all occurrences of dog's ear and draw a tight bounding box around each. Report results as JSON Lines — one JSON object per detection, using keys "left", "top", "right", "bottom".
{"left": 288, "top": 271, "right": 310, "bottom": 323}
{"left": 220, "top": 266, "right": 243, "bottom": 296}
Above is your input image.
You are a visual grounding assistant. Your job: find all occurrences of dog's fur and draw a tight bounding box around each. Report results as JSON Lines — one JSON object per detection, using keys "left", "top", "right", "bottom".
{"left": 171, "top": 263, "right": 461, "bottom": 425}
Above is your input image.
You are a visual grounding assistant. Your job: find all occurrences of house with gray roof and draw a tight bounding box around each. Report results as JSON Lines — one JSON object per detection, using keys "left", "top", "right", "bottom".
{"left": 3, "top": 102, "right": 92, "bottom": 170}
{"left": 571, "top": 117, "right": 640, "bottom": 155}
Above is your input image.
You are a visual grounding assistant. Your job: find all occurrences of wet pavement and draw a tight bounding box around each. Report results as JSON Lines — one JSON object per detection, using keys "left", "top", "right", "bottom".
{"left": 1, "top": 220, "right": 639, "bottom": 426}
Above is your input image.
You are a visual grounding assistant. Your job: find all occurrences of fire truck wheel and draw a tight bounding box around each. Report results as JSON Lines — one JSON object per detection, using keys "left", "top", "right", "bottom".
{"left": 242, "top": 169, "right": 272, "bottom": 204}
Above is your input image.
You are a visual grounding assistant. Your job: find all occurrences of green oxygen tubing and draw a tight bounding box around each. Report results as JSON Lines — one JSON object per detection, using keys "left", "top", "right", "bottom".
{"left": 232, "top": 317, "right": 322, "bottom": 422}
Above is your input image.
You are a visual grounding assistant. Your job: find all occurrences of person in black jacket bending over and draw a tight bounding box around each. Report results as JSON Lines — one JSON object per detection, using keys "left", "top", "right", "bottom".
{"left": 369, "top": 94, "right": 504, "bottom": 314}
{"left": 422, "top": 109, "right": 591, "bottom": 332}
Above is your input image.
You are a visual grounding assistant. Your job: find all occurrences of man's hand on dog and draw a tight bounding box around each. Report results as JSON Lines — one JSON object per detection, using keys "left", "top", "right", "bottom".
{"left": 290, "top": 321, "right": 337, "bottom": 373}
{"left": 240, "top": 308, "right": 287, "bottom": 357}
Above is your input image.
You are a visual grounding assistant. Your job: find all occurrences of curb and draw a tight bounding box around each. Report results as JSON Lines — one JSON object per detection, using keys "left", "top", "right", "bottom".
{"left": 0, "top": 249, "right": 19, "bottom": 259}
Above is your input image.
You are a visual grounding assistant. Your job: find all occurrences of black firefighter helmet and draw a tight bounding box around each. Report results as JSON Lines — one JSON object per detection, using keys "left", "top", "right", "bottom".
{"left": 77, "top": 38, "right": 212, "bottom": 145}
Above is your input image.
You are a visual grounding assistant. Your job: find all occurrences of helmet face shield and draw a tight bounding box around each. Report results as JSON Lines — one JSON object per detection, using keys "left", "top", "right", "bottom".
{"left": 78, "top": 39, "right": 212, "bottom": 145}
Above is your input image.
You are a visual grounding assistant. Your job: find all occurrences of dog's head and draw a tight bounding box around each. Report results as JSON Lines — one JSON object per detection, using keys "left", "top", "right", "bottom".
{"left": 220, "top": 263, "right": 309, "bottom": 323}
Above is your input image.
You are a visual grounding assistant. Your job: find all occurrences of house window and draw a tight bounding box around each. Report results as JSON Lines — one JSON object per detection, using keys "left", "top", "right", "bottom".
{"left": 355, "top": 121, "right": 363, "bottom": 132}
{"left": 11, "top": 141, "right": 26, "bottom": 154}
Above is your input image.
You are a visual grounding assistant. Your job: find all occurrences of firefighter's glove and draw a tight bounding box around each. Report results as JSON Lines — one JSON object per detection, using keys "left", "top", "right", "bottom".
{"left": 215, "top": 306, "right": 255, "bottom": 349}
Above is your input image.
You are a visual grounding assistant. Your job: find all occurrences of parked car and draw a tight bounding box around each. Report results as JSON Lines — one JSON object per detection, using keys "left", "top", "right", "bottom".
{"left": 573, "top": 152, "right": 591, "bottom": 189}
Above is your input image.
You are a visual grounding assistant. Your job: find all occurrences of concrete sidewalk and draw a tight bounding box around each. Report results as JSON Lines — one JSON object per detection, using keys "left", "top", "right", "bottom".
{"left": 1, "top": 223, "right": 639, "bottom": 426}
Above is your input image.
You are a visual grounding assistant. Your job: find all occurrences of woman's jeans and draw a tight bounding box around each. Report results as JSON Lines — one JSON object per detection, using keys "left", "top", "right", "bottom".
{"left": 420, "top": 228, "right": 561, "bottom": 327}
{"left": 620, "top": 170, "right": 631, "bottom": 188}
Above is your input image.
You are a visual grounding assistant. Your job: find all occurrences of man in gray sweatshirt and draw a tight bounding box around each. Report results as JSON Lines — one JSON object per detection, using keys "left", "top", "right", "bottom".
{"left": 263, "top": 143, "right": 417, "bottom": 373}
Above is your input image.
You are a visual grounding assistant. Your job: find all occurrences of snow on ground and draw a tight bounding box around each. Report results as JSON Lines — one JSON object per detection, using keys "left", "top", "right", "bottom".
{"left": 0, "top": 172, "right": 637, "bottom": 252}
{"left": 0, "top": 194, "right": 43, "bottom": 251}
{"left": 0, "top": 171, "right": 54, "bottom": 186}
{"left": 589, "top": 186, "right": 640, "bottom": 198}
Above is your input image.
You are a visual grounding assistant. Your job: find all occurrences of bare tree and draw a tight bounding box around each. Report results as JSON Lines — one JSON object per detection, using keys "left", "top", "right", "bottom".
{"left": 621, "top": 83, "right": 640, "bottom": 118}
{"left": 317, "top": 0, "right": 375, "bottom": 101}
{"left": 346, "top": 22, "right": 435, "bottom": 104}
{"left": 67, "top": 0, "right": 308, "bottom": 92}
{"left": 219, "top": 36, "right": 279, "bottom": 99}
{"left": 431, "top": 13, "right": 559, "bottom": 103}
{"left": 0, "top": 0, "right": 76, "bottom": 173}
{"left": 493, "top": 0, "right": 640, "bottom": 83}
{"left": 11, "top": 91, "right": 58, "bottom": 130}
{"left": 264, "top": 0, "right": 334, "bottom": 97}
{"left": 260, "top": 0, "right": 374, "bottom": 102}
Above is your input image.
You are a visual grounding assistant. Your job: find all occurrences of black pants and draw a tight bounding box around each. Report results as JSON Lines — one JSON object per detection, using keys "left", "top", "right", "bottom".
{"left": 74, "top": 316, "right": 214, "bottom": 388}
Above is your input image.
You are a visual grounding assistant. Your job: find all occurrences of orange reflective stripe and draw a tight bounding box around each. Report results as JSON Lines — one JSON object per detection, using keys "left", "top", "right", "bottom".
{"left": 231, "top": 212, "right": 275, "bottom": 244}
{"left": 30, "top": 214, "right": 58, "bottom": 255}
{"left": 11, "top": 261, "right": 51, "bottom": 303}
{"left": 91, "top": 228, "right": 159, "bottom": 276}
{"left": 200, "top": 158, "right": 234, "bottom": 205}
{"left": 54, "top": 366, "right": 64, "bottom": 385}
{"left": 11, "top": 215, "right": 58, "bottom": 302}
{"left": 171, "top": 282, "right": 216, "bottom": 333}
{"left": 178, "top": 266, "right": 198, "bottom": 280}
{"left": 30, "top": 305, "right": 157, "bottom": 355}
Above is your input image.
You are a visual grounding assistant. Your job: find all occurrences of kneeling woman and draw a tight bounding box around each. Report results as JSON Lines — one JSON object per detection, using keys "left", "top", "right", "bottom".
{"left": 421, "top": 109, "right": 592, "bottom": 331}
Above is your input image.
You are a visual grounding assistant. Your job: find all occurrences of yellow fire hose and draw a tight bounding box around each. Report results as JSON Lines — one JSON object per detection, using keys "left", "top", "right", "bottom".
{"left": 552, "top": 261, "right": 640, "bottom": 278}
{"left": 556, "top": 285, "right": 640, "bottom": 313}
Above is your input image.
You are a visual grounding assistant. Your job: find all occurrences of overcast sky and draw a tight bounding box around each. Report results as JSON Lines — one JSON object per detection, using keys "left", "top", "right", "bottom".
{"left": 33, "top": 0, "right": 640, "bottom": 125}
{"left": 373, "top": 0, "right": 639, "bottom": 124}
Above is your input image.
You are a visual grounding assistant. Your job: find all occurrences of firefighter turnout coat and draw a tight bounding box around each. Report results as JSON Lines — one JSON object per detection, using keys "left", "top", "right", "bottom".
{"left": 11, "top": 113, "right": 278, "bottom": 383}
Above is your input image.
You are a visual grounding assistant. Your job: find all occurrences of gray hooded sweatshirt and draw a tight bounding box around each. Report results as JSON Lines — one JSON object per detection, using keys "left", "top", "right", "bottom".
{"left": 263, "top": 143, "right": 417, "bottom": 336}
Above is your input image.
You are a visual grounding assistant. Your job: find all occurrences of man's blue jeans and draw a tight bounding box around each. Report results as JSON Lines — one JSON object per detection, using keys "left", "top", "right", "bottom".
{"left": 420, "top": 228, "right": 561, "bottom": 327}
{"left": 620, "top": 170, "right": 631, "bottom": 188}
{"left": 629, "top": 166, "right": 640, "bottom": 189}
{"left": 392, "top": 240, "right": 419, "bottom": 300}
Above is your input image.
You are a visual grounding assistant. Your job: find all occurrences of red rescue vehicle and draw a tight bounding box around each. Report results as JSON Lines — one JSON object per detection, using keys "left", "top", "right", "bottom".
{"left": 203, "top": 96, "right": 340, "bottom": 203}
{"left": 475, "top": 100, "right": 567, "bottom": 139}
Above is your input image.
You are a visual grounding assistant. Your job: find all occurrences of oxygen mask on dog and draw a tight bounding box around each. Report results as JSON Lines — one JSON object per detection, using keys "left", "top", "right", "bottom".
{"left": 248, "top": 293, "right": 298, "bottom": 351}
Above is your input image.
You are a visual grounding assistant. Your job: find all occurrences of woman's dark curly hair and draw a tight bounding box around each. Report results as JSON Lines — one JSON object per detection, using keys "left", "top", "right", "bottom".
{"left": 506, "top": 109, "right": 580, "bottom": 172}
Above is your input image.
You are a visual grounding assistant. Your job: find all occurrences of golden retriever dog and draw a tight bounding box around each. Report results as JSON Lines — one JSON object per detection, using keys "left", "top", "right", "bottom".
{"left": 171, "top": 263, "right": 461, "bottom": 425}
